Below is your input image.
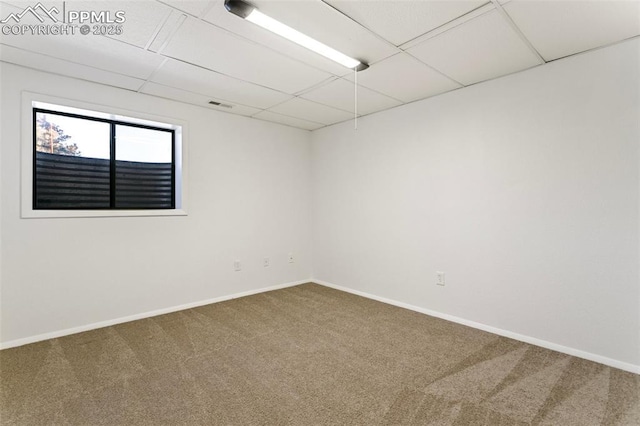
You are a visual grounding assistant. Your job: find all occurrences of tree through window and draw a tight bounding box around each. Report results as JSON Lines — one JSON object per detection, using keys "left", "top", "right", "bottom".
{"left": 35, "top": 114, "right": 81, "bottom": 156}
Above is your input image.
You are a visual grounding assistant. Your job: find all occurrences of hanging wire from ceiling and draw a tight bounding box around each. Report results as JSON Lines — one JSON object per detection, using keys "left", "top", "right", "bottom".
{"left": 354, "top": 67, "right": 358, "bottom": 130}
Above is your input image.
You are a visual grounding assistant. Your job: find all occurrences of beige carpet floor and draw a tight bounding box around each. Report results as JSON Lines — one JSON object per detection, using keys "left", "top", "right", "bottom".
{"left": 1, "top": 283, "right": 638, "bottom": 425}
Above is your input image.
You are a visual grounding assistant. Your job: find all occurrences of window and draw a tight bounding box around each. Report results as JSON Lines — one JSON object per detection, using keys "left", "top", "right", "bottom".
{"left": 33, "top": 107, "right": 176, "bottom": 210}
{"left": 22, "top": 94, "right": 186, "bottom": 218}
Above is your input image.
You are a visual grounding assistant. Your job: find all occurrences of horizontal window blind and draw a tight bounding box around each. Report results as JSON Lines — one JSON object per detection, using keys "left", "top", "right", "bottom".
{"left": 35, "top": 153, "right": 174, "bottom": 209}
{"left": 35, "top": 152, "right": 110, "bottom": 209}
{"left": 115, "top": 160, "right": 173, "bottom": 209}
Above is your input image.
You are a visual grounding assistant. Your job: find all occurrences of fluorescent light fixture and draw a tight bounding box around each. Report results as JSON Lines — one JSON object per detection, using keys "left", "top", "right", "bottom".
{"left": 225, "top": 0, "right": 368, "bottom": 71}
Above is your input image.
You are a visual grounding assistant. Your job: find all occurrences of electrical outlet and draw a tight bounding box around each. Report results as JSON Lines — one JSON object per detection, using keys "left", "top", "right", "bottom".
{"left": 263, "top": 257, "right": 270, "bottom": 267}
{"left": 234, "top": 260, "right": 241, "bottom": 272}
{"left": 288, "top": 253, "right": 295, "bottom": 263}
{"left": 436, "top": 271, "right": 445, "bottom": 286}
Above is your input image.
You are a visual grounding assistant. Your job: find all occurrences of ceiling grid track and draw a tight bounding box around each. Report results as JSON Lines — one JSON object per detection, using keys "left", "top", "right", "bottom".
{"left": 154, "top": 13, "right": 188, "bottom": 55}
{"left": 0, "top": 41, "right": 146, "bottom": 85}
{"left": 490, "top": 0, "right": 546, "bottom": 64}
{"left": 406, "top": 54, "right": 465, "bottom": 88}
{"left": 398, "top": 2, "right": 496, "bottom": 51}
{"left": 161, "top": 54, "right": 298, "bottom": 101}
{"left": 144, "top": 9, "right": 174, "bottom": 51}
{"left": 136, "top": 56, "right": 169, "bottom": 93}
{"left": 320, "top": 0, "right": 403, "bottom": 54}
{"left": 336, "top": 75, "right": 405, "bottom": 104}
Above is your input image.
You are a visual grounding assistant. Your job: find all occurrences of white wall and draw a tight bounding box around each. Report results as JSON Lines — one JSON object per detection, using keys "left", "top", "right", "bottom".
{"left": 311, "top": 39, "right": 640, "bottom": 369}
{"left": 2, "top": 39, "right": 638, "bottom": 372}
{"left": 0, "top": 63, "right": 312, "bottom": 345}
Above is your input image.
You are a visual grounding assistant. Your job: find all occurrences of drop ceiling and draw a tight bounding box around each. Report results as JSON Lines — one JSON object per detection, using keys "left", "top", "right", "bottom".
{"left": 1, "top": 0, "right": 638, "bottom": 130}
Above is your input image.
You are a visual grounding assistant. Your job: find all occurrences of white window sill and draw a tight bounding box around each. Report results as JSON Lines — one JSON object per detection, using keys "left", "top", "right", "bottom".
{"left": 21, "top": 209, "right": 188, "bottom": 219}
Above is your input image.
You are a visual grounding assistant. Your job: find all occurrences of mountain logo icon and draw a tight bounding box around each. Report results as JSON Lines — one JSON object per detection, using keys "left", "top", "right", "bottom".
{"left": 1, "top": 3, "right": 59, "bottom": 24}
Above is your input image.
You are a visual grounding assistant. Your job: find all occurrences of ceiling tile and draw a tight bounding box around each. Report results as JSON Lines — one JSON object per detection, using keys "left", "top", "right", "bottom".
{"left": 326, "top": 0, "right": 486, "bottom": 46}
{"left": 204, "top": 0, "right": 398, "bottom": 73}
{"left": 150, "top": 59, "right": 292, "bottom": 109}
{"left": 503, "top": 0, "right": 640, "bottom": 61}
{"left": 268, "top": 97, "right": 353, "bottom": 125}
{"left": 159, "top": 0, "right": 214, "bottom": 17}
{"left": 253, "top": 111, "right": 324, "bottom": 131}
{"left": 407, "top": 9, "right": 542, "bottom": 86}
{"left": 140, "top": 82, "right": 261, "bottom": 116}
{"left": 0, "top": 44, "right": 145, "bottom": 90}
{"left": 0, "top": 32, "right": 164, "bottom": 80}
{"left": 345, "top": 52, "right": 461, "bottom": 102}
{"left": 161, "top": 16, "right": 332, "bottom": 94}
{"left": 301, "top": 78, "right": 402, "bottom": 115}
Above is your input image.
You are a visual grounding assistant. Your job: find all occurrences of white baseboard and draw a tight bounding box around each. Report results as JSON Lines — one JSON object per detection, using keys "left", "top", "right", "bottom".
{"left": 0, "top": 279, "right": 310, "bottom": 350}
{"left": 4, "top": 278, "right": 638, "bottom": 375}
{"left": 312, "top": 279, "right": 640, "bottom": 375}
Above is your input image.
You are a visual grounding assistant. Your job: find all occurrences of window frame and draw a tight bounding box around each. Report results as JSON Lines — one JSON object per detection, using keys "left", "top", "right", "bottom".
{"left": 22, "top": 92, "right": 188, "bottom": 218}
{"left": 33, "top": 107, "right": 176, "bottom": 211}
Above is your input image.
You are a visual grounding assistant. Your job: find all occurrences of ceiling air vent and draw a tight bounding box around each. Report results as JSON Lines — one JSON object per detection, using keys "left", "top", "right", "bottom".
{"left": 208, "top": 101, "right": 233, "bottom": 108}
